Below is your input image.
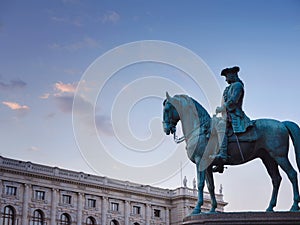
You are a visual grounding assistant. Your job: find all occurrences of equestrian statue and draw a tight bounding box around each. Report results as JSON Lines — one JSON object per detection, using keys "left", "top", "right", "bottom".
{"left": 162, "top": 66, "right": 300, "bottom": 214}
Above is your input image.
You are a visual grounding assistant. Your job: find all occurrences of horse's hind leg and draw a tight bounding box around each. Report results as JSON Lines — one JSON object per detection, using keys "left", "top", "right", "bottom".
{"left": 276, "top": 156, "right": 300, "bottom": 211}
{"left": 261, "top": 154, "right": 282, "bottom": 211}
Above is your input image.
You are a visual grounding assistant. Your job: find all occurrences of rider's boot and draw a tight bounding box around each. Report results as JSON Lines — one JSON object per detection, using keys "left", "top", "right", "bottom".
{"left": 211, "top": 126, "right": 228, "bottom": 161}
{"left": 215, "top": 134, "right": 228, "bottom": 162}
{"left": 212, "top": 134, "right": 228, "bottom": 173}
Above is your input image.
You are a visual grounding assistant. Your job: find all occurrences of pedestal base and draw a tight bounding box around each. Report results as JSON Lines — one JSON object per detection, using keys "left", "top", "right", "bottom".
{"left": 183, "top": 211, "right": 300, "bottom": 225}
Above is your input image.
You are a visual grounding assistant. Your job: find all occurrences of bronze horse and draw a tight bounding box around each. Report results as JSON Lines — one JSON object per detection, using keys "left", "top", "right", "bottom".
{"left": 163, "top": 92, "right": 300, "bottom": 213}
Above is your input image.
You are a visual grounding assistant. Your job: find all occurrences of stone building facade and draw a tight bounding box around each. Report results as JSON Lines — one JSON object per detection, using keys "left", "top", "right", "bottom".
{"left": 0, "top": 156, "right": 227, "bottom": 225}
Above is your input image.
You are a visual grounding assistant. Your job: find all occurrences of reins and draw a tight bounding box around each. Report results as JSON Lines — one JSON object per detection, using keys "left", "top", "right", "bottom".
{"left": 173, "top": 119, "right": 210, "bottom": 144}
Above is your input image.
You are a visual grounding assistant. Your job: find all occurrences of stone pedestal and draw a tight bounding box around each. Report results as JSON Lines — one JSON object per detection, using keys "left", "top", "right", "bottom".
{"left": 183, "top": 212, "right": 300, "bottom": 225}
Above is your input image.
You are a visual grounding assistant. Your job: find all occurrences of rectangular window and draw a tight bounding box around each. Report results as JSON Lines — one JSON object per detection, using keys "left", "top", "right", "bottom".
{"left": 110, "top": 202, "right": 119, "bottom": 211}
{"left": 133, "top": 206, "right": 141, "bottom": 215}
{"left": 62, "top": 194, "right": 72, "bottom": 204}
{"left": 5, "top": 186, "right": 17, "bottom": 196}
{"left": 35, "top": 190, "right": 45, "bottom": 200}
{"left": 87, "top": 199, "right": 96, "bottom": 208}
{"left": 154, "top": 209, "right": 161, "bottom": 218}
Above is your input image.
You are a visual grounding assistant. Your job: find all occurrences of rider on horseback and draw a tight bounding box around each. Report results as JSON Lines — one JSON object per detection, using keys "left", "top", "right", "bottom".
{"left": 213, "top": 66, "right": 253, "bottom": 172}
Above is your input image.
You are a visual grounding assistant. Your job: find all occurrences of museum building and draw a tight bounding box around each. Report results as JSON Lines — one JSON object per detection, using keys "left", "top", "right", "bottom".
{"left": 0, "top": 156, "right": 227, "bottom": 225}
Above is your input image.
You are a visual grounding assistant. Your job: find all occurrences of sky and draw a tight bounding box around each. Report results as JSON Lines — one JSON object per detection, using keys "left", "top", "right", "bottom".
{"left": 1, "top": 0, "right": 300, "bottom": 212}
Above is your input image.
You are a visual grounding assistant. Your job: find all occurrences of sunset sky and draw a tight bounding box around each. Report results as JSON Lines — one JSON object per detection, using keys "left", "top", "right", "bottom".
{"left": 1, "top": 0, "right": 300, "bottom": 211}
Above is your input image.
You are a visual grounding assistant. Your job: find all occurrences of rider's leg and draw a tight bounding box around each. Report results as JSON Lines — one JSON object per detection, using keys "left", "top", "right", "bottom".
{"left": 217, "top": 133, "right": 228, "bottom": 161}
{"left": 215, "top": 119, "right": 228, "bottom": 162}
{"left": 212, "top": 120, "right": 228, "bottom": 173}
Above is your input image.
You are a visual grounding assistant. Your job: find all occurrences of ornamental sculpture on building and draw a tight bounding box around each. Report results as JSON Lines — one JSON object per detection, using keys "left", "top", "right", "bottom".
{"left": 163, "top": 66, "right": 300, "bottom": 214}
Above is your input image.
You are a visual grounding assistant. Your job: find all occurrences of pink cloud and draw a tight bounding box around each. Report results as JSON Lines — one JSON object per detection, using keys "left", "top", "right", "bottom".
{"left": 54, "top": 81, "right": 77, "bottom": 93}
{"left": 2, "top": 101, "right": 30, "bottom": 110}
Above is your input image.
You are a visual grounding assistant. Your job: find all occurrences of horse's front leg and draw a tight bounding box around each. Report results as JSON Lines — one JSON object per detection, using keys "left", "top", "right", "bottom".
{"left": 191, "top": 165, "right": 206, "bottom": 214}
{"left": 206, "top": 166, "right": 217, "bottom": 213}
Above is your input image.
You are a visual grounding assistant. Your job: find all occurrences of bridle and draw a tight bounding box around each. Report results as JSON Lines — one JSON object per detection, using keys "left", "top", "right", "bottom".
{"left": 163, "top": 97, "right": 210, "bottom": 144}
{"left": 162, "top": 119, "right": 184, "bottom": 144}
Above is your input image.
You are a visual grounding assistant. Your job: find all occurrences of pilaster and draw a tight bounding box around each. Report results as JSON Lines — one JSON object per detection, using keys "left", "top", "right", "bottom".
{"left": 21, "top": 183, "right": 30, "bottom": 225}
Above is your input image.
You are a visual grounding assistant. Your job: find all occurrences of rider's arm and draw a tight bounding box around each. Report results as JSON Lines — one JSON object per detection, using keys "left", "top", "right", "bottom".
{"left": 225, "top": 82, "right": 243, "bottom": 112}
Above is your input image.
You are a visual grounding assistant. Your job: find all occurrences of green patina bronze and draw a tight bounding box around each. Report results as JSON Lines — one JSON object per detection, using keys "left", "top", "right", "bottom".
{"left": 162, "top": 67, "right": 300, "bottom": 214}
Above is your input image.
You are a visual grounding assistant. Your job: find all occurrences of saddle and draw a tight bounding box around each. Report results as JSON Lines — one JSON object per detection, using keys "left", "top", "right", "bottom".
{"left": 228, "top": 122, "right": 257, "bottom": 142}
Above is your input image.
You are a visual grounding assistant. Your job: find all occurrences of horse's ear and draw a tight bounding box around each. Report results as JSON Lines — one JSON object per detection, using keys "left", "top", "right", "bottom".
{"left": 166, "top": 92, "right": 171, "bottom": 101}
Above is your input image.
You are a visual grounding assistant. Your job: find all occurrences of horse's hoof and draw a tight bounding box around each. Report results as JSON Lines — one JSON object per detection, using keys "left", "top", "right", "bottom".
{"left": 290, "top": 204, "right": 299, "bottom": 212}
{"left": 191, "top": 210, "right": 201, "bottom": 215}
{"left": 266, "top": 208, "right": 274, "bottom": 212}
{"left": 208, "top": 209, "right": 217, "bottom": 214}
{"left": 190, "top": 208, "right": 201, "bottom": 215}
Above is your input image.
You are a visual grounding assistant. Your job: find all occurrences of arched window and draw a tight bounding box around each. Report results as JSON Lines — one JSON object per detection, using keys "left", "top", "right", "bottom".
{"left": 2, "top": 205, "right": 15, "bottom": 225}
{"left": 86, "top": 216, "right": 96, "bottom": 225}
{"left": 32, "top": 209, "right": 44, "bottom": 225}
{"left": 60, "top": 213, "right": 71, "bottom": 225}
{"left": 110, "top": 219, "right": 119, "bottom": 225}
{"left": 133, "top": 223, "right": 140, "bottom": 225}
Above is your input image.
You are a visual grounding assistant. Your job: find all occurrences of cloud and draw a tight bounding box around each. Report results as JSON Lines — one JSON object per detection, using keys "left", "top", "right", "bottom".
{"left": 0, "top": 79, "right": 27, "bottom": 90}
{"left": 53, "top": 94, "right": 74, "bottom": 113}
{"left": 45, "top": 112, "right": 56, "bottom": 119}
{"left": 41, "top": 80, "right": 91, "bottom": 115}
{"left": 27, "top": 146, "right": 39, "bottom": 152}
{"left": 102, "top": 11, "right": 120, "bottom": 24}
{"left": 49, "top": 37, "right": 101, "bottom": 51}
{"left": 54, "top": 93, "right": 93, "bottom": 114}
{"left": 55, "top": 81, "right": 77, "bottom": 93}
{"left": 52, "top": 81, "right": 92, "bottom": 113}
{"left": 40, "top": 93, "right": 50, "bottom": 99}
{"left": 2, "top": 101, "right": 29, "bottom": 110}
{"left": 95, "top": 115, "right": 114, "bottom": 136}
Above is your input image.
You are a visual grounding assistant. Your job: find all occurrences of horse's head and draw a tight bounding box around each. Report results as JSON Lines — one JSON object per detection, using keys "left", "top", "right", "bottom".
{"left": 162, "top": 92, "right": 180, "bottom": 135}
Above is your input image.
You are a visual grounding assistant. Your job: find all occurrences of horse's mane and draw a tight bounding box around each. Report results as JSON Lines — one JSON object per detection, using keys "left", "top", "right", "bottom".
{"left": 172, "top": 94, "right": 211, "bottom": 124}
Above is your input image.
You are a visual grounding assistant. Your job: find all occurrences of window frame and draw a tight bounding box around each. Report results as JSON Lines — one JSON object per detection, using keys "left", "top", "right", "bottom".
{"left": 2, "top": 205, "right": 15, "bottom": 225}
{"left": 87, "top": 198, "right": 96, "bottom": 208}
{"left": 86, "top": 216, "right": 96, "bottom": 225}
{"left": 62, "top": 194, "right": 72, "bottom": 205}
{"left": 132, "top": 205, "right": 141, "bottom": 215}
{"left": 32, "top": 209, "right": 44, "bottom": 225}
{"left": 153, "top": 209, "right": 161, "bottom": 218}
{"left": 110, "top": 202, "right": 119, "bottom": 212}
{"left": 34, "top": 190, "right": 45, "bottom": 201}
{"left": 59, "top": 213, "right": 71, "bottom": 225}
{"left": 5, "top": 186, "right": 17, "bottom": 196}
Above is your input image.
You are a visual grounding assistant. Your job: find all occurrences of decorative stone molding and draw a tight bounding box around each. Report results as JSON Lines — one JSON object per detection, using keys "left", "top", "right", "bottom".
{"left": 0, "top": 155, "right": 227, "bottom": 225}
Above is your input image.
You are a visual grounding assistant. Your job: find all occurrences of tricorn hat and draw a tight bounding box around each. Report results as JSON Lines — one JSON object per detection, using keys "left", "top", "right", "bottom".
{"left": 221, "top": 66, "right": 240, "bottom": 76}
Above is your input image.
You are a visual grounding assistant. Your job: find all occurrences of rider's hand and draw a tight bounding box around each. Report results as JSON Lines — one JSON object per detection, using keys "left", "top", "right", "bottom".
{"left": 216, "top": 106, "right": 224, "bottom": 114}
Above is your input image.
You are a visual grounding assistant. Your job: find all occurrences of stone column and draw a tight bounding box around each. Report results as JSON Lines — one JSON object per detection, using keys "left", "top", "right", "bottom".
{"left": 145, "top": 204, "right": 151, "bottom": 225}
{"left": 77, "top": 193, "right": 83, "bottom": 225}
{"left": 124, "top": 200, "right": 130, "bottom": 225}
{"left": 50, "top": 188, "right": 58, "bottom": 225}
{"left": 165, "top": 207, "right": 170, "bottom": 225}
{"left": 101, "top": 196, "right": 108, "bottom": 225}
{"left": 21, "top": 184, "right": 29, "bottom": 225}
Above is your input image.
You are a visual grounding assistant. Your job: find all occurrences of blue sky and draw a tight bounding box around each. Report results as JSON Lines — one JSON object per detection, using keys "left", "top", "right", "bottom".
{"left": 1, "top": 0, "right": 300, "bottom": 211}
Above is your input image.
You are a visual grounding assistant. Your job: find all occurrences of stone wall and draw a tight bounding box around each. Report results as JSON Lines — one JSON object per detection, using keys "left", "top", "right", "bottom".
{"left": 0, "top": 156, "right": 227, "bottom": 225}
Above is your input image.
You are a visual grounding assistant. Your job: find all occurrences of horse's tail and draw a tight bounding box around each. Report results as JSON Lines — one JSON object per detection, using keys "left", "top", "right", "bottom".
{"left": 283, "top": 121, "right": 300, "bottom": 172}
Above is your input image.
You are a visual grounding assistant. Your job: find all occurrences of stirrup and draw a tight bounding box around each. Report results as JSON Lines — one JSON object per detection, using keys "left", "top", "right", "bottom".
{"left": 212, "top": 165, "right": 224, "bottom": 173}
